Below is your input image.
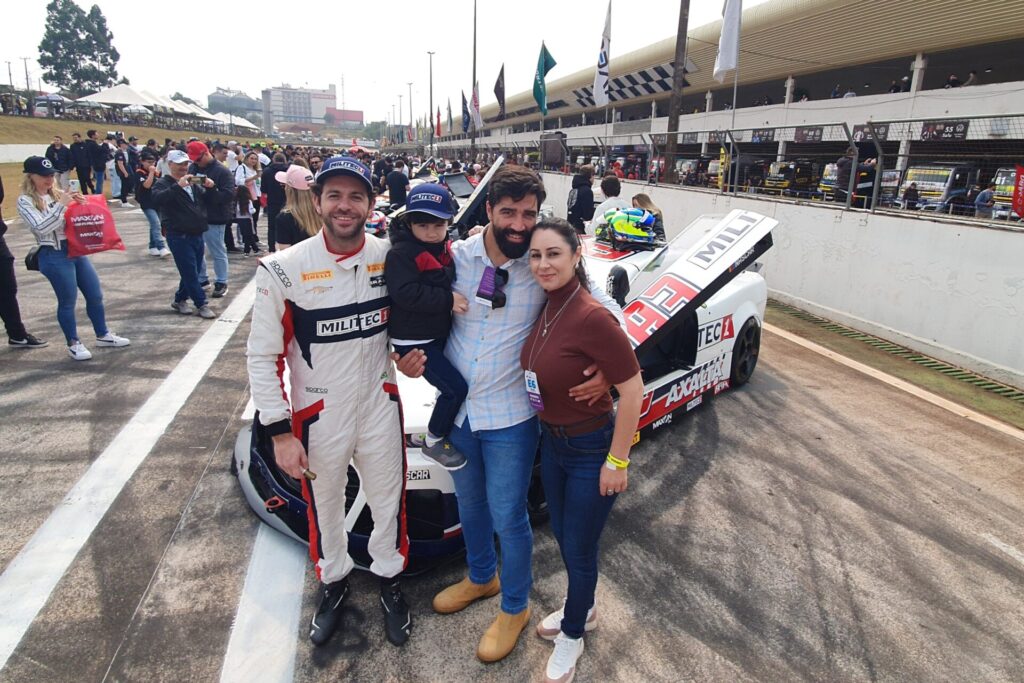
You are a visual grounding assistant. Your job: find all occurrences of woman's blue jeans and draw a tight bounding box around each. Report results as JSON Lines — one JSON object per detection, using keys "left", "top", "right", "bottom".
{"left": 540, "top": 420, "right": 617, "bottom": 638}
{"left": 449, "top": 416, "right": 539, "bottom": 614}
{"left": 142, "top": 209, "right": 166, "bottom": 250}
{"left": 37, "top": 244, "right": 108, "bottom": 344}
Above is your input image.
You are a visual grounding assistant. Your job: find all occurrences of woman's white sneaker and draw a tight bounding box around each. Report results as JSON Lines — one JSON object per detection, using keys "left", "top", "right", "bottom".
{"left": 96, "top": 332, "right": 130, "bottom": 347}
{"left": 537, "top": 603, "right": 596, "bottom": 640}
{"left": 545, "top": 633, "right": 584, "bottom": 683}
{"left": 68, "top": 341, "right": 92, "bottom": 361}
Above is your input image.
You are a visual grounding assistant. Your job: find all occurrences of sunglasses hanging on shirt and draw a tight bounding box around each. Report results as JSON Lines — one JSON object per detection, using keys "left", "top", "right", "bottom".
{"left": 475, "top": 266, "right": 509, "bottom": 309}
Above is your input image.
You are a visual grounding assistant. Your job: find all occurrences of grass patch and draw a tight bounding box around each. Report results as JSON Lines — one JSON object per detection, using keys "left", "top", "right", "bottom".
{"left": 0, "top": 115, "right": 262, "bottom": 146}
{"left": 2, "top": 163, "right": 26, "bottom": 218}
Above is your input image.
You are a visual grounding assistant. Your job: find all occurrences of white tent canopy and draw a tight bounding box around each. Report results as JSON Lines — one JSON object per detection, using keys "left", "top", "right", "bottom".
{"left": 213, "top": 112, "right": 259, "bottom": 130}
{"left": 173, "top": 100, "right": 217, "bottom": 120}
{"left": 140, "top": 90, "right": 193, "bottom": 115}
{"left": 77, "top": 84, "right": 158, "bottom": 107}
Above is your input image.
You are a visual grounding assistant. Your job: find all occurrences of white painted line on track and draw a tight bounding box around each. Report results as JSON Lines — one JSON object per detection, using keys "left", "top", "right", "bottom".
{"left": 0, "top": 279, "right": 257, "bottom": 671}
{"left": 763, "top": 324, "right": 1024, "bottom": 444}
{"left": 984, "top": 534, "right": 1024, "bottom": 568}
{"left": 220, "top": 525, "right": 307, "bottom": 683}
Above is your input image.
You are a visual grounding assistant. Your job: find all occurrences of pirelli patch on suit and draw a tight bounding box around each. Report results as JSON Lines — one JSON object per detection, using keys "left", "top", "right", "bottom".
{"left": 366, "top": 262, "right": 385, "bottom": 274}
{"left": 302, "top": 270, "right": 333, "bottom": 282}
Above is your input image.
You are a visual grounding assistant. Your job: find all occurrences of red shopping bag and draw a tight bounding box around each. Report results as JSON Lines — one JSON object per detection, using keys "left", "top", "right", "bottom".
{"left": 64, "top": 195, "right": 126, "bottom": 258}
{"left": 259, "top": 192, "right": 268, "bottom": 208}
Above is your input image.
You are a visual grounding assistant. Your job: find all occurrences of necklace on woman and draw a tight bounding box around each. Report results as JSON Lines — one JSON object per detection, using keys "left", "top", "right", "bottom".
{"left": 541, "top": 283, "right": 581, "bottom": 337}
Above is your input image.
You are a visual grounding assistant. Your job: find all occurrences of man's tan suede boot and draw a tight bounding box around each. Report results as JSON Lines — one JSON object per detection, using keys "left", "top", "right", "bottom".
{"left": 477, "top": 606, "right": 531, "bottom": 662}
{"left": 432, "top": 575, "right": 501, "bottom": 614}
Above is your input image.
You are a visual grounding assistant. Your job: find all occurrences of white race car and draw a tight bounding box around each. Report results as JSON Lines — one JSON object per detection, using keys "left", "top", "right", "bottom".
{"left": 233, "top": 165, "right": 775, "bottom": 574}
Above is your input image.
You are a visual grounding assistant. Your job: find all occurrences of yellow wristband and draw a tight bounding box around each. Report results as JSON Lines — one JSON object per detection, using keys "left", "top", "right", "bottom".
{"left": 606, "top": 453, "right": 630, "bottom": 469}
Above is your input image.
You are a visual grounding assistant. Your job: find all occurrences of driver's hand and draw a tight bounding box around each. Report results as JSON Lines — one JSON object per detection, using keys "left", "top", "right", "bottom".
{"left": 569, "top": 364, "right": 611, "bottom": 406}
{"left": 271, "top": 433, "right": 308, "bottom": 480}
{"left": 391, "top": 349, "right": 426, "bottom": 378}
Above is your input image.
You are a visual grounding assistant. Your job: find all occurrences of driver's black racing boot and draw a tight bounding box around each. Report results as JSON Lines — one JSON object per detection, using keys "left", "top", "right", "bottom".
{"left": 310, "top": 577, "right": 350, "bottom": 646}
{"left": 380, "top": 577, "right": 412, "bottom": 646}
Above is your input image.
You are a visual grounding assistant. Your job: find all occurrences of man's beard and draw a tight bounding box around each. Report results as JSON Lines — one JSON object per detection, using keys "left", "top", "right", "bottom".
{"left": 492, "top": 224, "right": 530, "bottom": 259}
{"left": 323, "top": 207, "right": 370, "bottom": 242}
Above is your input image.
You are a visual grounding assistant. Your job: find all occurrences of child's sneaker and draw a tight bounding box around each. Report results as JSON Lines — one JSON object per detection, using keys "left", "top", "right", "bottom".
{"left": 409, "top": 434, "right": 467, "bottom": 470}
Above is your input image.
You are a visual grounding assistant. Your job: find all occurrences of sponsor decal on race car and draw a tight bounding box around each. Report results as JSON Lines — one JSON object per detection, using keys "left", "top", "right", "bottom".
{"left": 631, "top": 431, "right": 641, "bottom": 445}
{"left": 406, "top": 468, "right": 431, "bottom": 481}
{"left": 687, "top": 212, "right": 762, "bottom": 270}
{"left": 637, "top": 354, "right": 728, "bottom": 428}
{"left": 623, "top": 273, "right": 701, "bottom": 346}
{"left": 697, "top": 314, "right": 735, "bottom": 350}
{"left": 584, "top": 240, "right": 636, "bottom": 261}
{"left": 686, "top": 395, "right": 703, "bottom": 411}
{"left": 714, "top": 380, "right": 730, "bottom": 395}
{"left": 652, "top": 413, "right": 673, "bottom": 429}
{"left": 302, "top": 270, "right": 333, "bottom": 282}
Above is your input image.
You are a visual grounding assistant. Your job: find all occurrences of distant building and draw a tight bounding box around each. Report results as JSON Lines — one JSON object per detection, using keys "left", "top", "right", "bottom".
{"left": 208, "top": 87, "right": 261, "bottom": 117}
{"left": 325, "top": 107, "right": 364, "bottom": 129}
{"left": 261, "top": 84, "right": 337, "bottom": 134}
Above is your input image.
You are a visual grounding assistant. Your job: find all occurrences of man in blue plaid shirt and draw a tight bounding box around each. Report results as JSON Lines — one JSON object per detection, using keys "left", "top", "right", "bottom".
{"left": 396, "top": 165, "right": 616, "bottom": 662}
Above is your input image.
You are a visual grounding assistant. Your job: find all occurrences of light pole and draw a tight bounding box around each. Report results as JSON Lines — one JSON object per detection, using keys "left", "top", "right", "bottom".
{"left": 427, "top": 52, "right": 435, "bottom": 155}
{"left": 398, "top": 95, "right": 403, "bottom": 127}
{"left": 407, "top": 82, "right": 413, "bottom": 145}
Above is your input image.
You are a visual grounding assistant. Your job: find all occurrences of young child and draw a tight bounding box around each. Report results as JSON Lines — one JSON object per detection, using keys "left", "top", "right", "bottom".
{"left": 385, "top": 183, "right": 469, "bottom": 470}
{"left": 234, "top": 185, "right": 262, "bottom": 256}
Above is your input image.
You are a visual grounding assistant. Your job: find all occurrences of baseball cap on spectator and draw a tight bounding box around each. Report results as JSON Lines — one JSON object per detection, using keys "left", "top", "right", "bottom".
{"left": 275, "top": 164, "right": 315, "bottom": 190}
{"left": 147, "top": 138, "right": 157, "bottom": 146}
{"left": 128, "top": 136, "right": 138, "bottom": 142}
{"left": 167, "top": 150, "right": 190, "bottom": 164}
{"left": 405, "top": 183, "right": 455, "bottom": 220}
{"left": 314, "top": 156, "right": 374, "bottom": 195}
{"left": 23, "top": 156, "right": 56, "bottom": 176}
{"left": 186, "top": 141, "right": 210, "bottom": 162}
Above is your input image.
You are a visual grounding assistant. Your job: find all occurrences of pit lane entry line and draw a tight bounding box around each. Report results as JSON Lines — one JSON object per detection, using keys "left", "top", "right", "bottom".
{"left": 0, "top": 279, "right": 258, "bottom": 671}
{"left": 220, "top": 523, "right": 307, "bottom": 683}
{"left": 763, "top": 324, "right": 1024, "bottom": 444}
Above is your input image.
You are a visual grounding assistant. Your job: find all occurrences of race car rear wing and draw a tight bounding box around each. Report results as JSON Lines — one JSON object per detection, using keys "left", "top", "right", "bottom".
{"left": 622, "top": 209, "right": 776, "bottom": 355}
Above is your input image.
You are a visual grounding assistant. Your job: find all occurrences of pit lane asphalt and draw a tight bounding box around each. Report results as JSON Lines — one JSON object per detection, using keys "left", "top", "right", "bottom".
{"left": 1, "top": 206, "right": 1023, "bottom": 682}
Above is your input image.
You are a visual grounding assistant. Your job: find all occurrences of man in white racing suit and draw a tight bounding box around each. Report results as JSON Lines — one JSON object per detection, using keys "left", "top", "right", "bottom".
{"left": 246, "top": 156, "right": 412, "bottom": 647}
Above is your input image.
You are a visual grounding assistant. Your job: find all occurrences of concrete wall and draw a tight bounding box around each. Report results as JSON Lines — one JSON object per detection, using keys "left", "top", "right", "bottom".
{"left": 0, "top": 144, "right": 47, "bottom": 164}
{"left": 541, "top": 172, "right": 1024, "bottom": 388}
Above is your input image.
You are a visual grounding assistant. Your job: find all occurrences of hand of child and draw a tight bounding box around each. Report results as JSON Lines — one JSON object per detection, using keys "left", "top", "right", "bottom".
{"left": 452, "top": 292, "right": 469, "bottom": 314}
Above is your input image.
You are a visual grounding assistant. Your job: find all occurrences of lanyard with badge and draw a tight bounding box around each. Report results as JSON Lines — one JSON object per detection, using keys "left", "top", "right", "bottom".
{"left": 524, "top": 284, "right": 581, "bottom": 411}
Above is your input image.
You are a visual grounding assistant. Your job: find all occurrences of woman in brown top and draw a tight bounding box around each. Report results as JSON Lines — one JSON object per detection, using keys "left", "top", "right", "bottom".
{"left": 520, "top": 217, "right": 643, "bottom": 683}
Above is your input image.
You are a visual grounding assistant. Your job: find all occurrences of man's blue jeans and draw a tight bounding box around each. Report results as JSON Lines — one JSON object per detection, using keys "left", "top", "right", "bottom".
{"left": 110, "top": 171, "right": 121, "bottom": 198}
{"left": 165, "top": 232, "right": 207, "bottom": 307}
{"left": 37, "top": 244, "right": 108, "bottom": 344}
{"left": 201, "top": 224, "right": 228, "bottom": 285}
{"left": 449, "top": 416, "right": 539, "bottom": 614}
{"left": 142, "top": 209, "right": 166, "bottom": 250}
{"left": 93, "top": 169, "right": 105, "bottom": 197}
{"left": 539, "top": 421, "right": 617, "bottom": 638}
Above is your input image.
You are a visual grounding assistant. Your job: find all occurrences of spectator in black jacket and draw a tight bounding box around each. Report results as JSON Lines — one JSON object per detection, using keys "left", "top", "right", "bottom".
{"left": 85, "top": 129, "right": 109, "bottom": 197}
{"left": 567, "top": 164, "right": 595, "bottom": 234}
{"left": 69, "top": 133, "right": 93, "bottom": 194}
{"left": 135, "top": 151, "right": 169, "bottom": 257}
{"left": 261, "top": 152, "right": 289, "bottom": 252}
{"left": 0, "top": 175, "right": 47, "bottom": 348}
{"left": 385, "top": 183, "right": 468, "bottom": 470}
{"left": 45, "top": 136, "right": 73, "bottom": 191}
{"left": 113, "top": 138, "right": 134, "bottom": 206}
{"left": 187, "top": 141, "right": 235, "bottom": 298}
{"left": 151, "top": 149, "right": 216, "bottom": 319}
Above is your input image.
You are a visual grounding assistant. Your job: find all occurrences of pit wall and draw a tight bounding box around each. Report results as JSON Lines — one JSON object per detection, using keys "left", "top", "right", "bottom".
{"left": 540, "top": 173, "right": 1024, "bottom": 389}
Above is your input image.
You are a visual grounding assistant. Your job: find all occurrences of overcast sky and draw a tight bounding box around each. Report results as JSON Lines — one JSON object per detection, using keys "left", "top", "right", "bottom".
{"left": 5, "top": 0, "right": 770, "bottom": 122}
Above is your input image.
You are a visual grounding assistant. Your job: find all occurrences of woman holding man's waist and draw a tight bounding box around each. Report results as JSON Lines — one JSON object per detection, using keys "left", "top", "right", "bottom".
{"left": 520, "top": 217, "right": 643, "bottom": 683}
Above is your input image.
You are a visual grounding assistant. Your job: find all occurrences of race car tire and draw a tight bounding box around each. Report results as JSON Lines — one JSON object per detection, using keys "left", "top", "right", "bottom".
{"left": 730, "top": 318, "right": 761, "bottom": 387}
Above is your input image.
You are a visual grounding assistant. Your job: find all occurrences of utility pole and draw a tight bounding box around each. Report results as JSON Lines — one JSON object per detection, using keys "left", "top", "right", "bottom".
{"left": 6, "top": 61, "right": 13, "bottom": 91}
{"left": 428, "top": 51, "right": 435, "bottom": 156}
{"left": 21, "top": 57, "right": 33, "bottom": 114}
{"left": 398, "top": 94, "right": 403, "bottom": 127}
{"left": 663, "top": 0, "right": 690, "bottom": 184}
{"left": 470, "top": 0, "right": 478, "bottom": 160}
{"left": 407, "top": 82, "right": 413, "bottom": 144}
{"left": 340, "top": 74, "right": 345, "bottom": 110}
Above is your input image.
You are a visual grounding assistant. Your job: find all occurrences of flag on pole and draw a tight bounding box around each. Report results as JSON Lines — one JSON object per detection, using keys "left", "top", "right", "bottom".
{"left": 461, "top": 91, "right": 470, "bottom": 133}
{"left": 534, "top": 42, "right": 557, "bottom": 116}
{"left": 470, "top": 82, "right": 484, "bottom": 130}
{"left": 407, "top": 123, "right": 413, "bottom": 142}
{"left": 713, "top": 0, "right": 742, "bottom": 83}
{"left": 593, "top": 1, "right": 611, "bottom": 107}
{"left": 447, "top": 98, "right": 454, "bottom": 134}
{"left": 436, "top": 107, "right": 442, "bottom": 137}
{"left": 494, "top": 64, "right": 506, "bottom": 120}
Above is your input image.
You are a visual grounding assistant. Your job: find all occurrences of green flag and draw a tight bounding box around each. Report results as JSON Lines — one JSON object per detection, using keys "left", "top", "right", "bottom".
{"left": 533, "top": 41, "right": 557, "bottom": 116}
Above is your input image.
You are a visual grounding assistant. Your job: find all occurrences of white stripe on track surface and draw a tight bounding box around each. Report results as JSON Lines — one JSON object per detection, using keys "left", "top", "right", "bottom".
{"left": 0, "top": 279, "right": 257, "bottom": 670}
{"left": 763, "top": 324, "right": 1024, "bottom": 444}
{"left": 220, "top": 525, "right": 308, "bottom": 683}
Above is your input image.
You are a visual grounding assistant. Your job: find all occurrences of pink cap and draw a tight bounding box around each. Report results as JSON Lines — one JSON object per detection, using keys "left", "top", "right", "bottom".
{"left": 275, "top": 164, "right": 315, "bottom": 190}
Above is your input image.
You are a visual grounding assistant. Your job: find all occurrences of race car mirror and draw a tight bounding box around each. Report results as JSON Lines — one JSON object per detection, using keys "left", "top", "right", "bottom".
{"left": 623, "top": 209, "right": 776, "bottom": 357}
